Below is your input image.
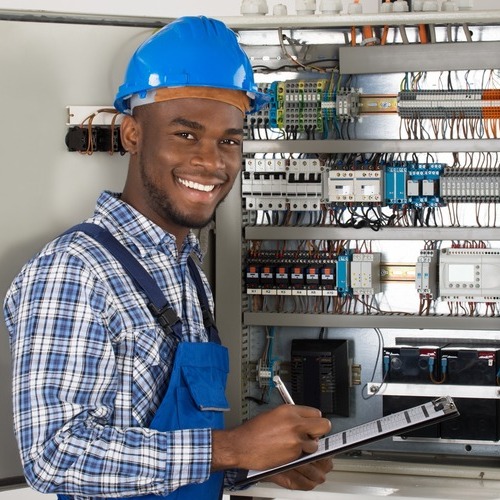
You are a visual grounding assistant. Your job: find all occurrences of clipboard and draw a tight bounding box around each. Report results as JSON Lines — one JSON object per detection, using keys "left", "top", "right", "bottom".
{"left": 234, "top": 396, "right": 459, "bottom": 488}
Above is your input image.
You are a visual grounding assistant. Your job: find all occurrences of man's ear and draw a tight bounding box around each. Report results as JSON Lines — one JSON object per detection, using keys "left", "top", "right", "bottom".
{"left": 120, "top": 115, "right": 140, "bottom": 155}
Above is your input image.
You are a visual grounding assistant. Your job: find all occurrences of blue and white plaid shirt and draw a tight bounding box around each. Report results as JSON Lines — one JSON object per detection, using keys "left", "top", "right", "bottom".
{"left": 4, "top": 191, "right": 219, "bottom": 499}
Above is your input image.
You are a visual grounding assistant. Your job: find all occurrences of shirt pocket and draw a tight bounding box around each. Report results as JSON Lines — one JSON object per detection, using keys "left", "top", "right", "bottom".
{"left": 134, "top": 328, "right": 161, "bottom": 366}
{"left": 132, "top": 328, "right": 175, "bottom": 425}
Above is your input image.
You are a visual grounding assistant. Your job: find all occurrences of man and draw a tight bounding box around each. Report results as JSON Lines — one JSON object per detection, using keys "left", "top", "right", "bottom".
{"left": 4, "top": 16, "right": 332, "bottom": 499}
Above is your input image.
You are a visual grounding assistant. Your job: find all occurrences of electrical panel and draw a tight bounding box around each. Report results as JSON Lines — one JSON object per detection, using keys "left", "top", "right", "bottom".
{"left": 214, "top": 15, "right": 500, "bottom": 475}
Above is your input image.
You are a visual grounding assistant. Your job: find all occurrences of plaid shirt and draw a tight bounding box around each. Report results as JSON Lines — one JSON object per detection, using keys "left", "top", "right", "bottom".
{"left": 4, "top": 191, "right": 219, "bottom": 499}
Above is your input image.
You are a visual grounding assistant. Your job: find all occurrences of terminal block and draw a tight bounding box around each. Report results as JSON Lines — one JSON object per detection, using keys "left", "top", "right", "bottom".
{"left": 398, "top": 89, "right": 485, "bottom": 119}
{"left": 244, "top": 82, "right": 272, "bottom": 138}
{"left": 334, "top": 87, "right": 361, "bottom": 122}
{"left": 257, "top": 358, "right": 281, "bottom": 389}
{"left": 268, "top": 79, "right": 327, "bottom": 133}
{"left": 440, "top": 168, "right": 500, "bottom": 203}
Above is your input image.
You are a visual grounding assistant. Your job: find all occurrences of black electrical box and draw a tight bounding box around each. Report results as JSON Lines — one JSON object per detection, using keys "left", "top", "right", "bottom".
{"left": 383, "top": 347, "right": 500, "bottom": 441}
{"left": 383, "top": 346, "right": 439, "bottom": 383}
{"left": 440, "top": 398, "right": 500, "bottom": 441}
{"left": 291, "top": 339, "right": 350, "bottom": 417}
{"left": 440, "top": 349, "right": 500, "bottom": 441}
{"left": 443, "top": 349, "right": 498, "bottom": 386}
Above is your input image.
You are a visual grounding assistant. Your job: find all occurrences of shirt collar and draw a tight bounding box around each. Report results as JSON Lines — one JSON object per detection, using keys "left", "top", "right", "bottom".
{"left": 93, "top": 191, "right": 203, "bottom": 261}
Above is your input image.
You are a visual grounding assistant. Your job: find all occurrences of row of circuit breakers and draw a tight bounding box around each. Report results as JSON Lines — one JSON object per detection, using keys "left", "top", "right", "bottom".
{"left": 288, "top": 339, "right": 500, "bottom": 441}
{"left": 246, "top": 248, "right": 500, "bottom": 301}
{"left": 242, "top": 159, "right": 499, "bottom": 211}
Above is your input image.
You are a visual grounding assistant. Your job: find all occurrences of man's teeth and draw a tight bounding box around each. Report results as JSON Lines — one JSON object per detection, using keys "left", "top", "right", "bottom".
{"left": 178, "top": 178, "right": 215, "bottom": 192}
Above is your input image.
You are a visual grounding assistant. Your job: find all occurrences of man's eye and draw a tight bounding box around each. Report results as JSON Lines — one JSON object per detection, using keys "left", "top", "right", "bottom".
{"left": 222, "top": 138, "right": 241, "bottom": 146}
{"left": 177, "top": 132, "right": 195, "bottom": 140}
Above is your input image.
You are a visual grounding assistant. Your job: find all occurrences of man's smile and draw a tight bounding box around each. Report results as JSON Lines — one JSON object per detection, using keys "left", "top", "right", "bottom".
{"left": 177, "top": 176, "right": 216, "bottom": 193}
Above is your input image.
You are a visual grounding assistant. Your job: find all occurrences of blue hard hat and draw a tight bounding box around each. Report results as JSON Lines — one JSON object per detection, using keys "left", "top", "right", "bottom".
{"left": 114, "top": 16, "right": 269, "bottom": 114}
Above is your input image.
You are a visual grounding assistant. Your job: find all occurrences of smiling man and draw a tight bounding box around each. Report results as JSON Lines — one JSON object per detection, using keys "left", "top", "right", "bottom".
{"left": 4, "top": 16, "right": 332, "bottom": 500}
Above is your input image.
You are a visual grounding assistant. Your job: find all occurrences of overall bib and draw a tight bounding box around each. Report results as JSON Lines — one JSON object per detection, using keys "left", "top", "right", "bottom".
{"left": 57, "top": 224, "right": 228, "bottom": 500}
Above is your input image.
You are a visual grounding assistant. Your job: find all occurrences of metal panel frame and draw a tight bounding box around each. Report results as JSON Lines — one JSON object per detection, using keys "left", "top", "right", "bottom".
{"left": 340, "top": 41, "right": 500, "bottom": 74}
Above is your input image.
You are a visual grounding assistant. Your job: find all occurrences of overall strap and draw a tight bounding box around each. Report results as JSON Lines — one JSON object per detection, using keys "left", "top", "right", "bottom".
{"left": 187, "top": 258, "right": 221, "bottom": 345}
{"left": 63, "top": 223, "right": 182, "bottom": 337}
{"left": 62, "top": 223, "right": 220, "bottom": 342}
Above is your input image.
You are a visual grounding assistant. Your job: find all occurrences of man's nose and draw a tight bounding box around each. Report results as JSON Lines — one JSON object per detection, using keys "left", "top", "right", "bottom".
{"left": 191, "top": 140, "right": 224, "bottom": 171}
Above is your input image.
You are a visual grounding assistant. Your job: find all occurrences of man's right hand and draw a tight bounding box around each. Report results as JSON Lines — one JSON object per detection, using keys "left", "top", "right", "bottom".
{"left": 211, "top": 404, "right": 331, "bottom": 472}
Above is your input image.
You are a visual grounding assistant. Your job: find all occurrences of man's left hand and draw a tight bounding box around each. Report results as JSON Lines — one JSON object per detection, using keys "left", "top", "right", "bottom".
{"left": 266, "top": 458, "right": 333, "bottom": 491}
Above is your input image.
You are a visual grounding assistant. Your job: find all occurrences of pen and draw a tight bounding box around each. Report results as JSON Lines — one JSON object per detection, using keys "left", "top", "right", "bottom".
{"left": 273, "top": 375, "right": 295, "bottom": 405}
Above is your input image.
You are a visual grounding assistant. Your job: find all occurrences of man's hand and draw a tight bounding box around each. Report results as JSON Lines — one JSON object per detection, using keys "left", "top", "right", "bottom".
{"left": 267, "top": 458, "right": 333, "bottom": 491}
{"left": 212, "top": 404, "right": 331, "bottom": 472}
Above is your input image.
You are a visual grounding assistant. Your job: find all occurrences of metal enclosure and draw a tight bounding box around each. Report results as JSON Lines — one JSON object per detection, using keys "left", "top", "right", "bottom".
{"left": 216, "top": 13, "right": 500, "bottom": 474}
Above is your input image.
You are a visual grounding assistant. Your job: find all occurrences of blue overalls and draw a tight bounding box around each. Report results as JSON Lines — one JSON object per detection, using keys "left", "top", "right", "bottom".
{"left": 57, "top": 224, "right": 228, "bottom": 500}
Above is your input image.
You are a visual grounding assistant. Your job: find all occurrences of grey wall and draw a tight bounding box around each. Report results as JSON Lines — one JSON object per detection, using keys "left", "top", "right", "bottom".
{"left": 0, "top": 20, "right": 151, "bottom": 481}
